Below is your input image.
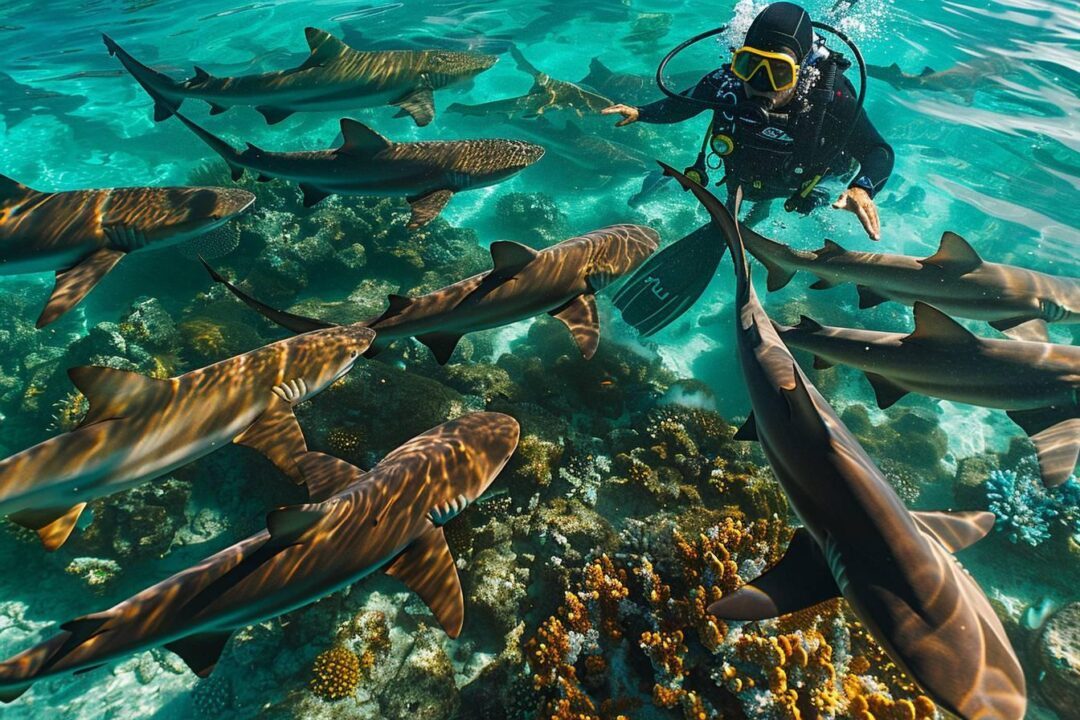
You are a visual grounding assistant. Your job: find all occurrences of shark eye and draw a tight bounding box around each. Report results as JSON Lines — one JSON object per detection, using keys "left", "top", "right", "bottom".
{"left": 350, "top": 350, "right": 358, "bottom": 358}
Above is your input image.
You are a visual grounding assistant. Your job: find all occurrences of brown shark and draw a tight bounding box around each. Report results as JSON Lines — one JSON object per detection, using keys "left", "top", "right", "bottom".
{"left": 0, "top": 325, "right": 375, "bottom": 550}
{"left": 659, "top": 162, "right": 1027, "bottom": 720}
{"left": 776, "top": 305, "right": 1080, "bottom": 487}
{"left": 104, "top": 28, "right": 497, "bottom": 126}
{"left": 0, "top": 412, "right": 519, "bottom": 702}
{"left": 447, "top": 45, "right": 613, "bottom": 119}
{"left": 205, "top": 224, "right": 659, "bottom": 364}
{"left": 0, "top": 175, "right": 253, "bottom": 327}
{"left": 868, "top": 57, "right": 1014, "bottom": 101}
{"left": 172, "top": 112, "right": 543, "bottom": 228}
{"left": 739, "top": 224, "right": 1079, "bottom": 342}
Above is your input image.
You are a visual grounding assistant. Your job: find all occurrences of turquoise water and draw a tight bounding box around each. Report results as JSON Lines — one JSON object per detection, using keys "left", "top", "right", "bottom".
{"left": 0, "top": 0, "right": 1077, "bottom": 718}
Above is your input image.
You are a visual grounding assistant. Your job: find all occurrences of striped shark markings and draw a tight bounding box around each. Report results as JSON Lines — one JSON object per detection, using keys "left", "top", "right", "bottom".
{"left": 776, "top": 305, "right": 1079, "bottom": 487}
{"left": 172, "top": 112, "right": 543, "bottom": 229}
{"left": 205, "top": 224, "right": 659, "bottom": 364}
{"left": 0, "top": 413, "right": 519, "bottom": 703}
{"left": 658, "top": 162, "right": 1026, "bottom": 720}
{"left": 737, "top": 223, "right": 1079, "bottom": 343}
{"left": 0, "top": 325, "right": 375, "bottom": 550}
{"left": 103, "top": 28, "right": 497, "bottom": 126}
{"left": 0, "top": 176, "right": 253, "bottom": 327}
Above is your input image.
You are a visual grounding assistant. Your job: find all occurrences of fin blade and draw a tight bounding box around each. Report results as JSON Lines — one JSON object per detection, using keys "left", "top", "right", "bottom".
{"left": 406, "top": 190, "right": 453, "bottom": 230}
{"left": 386, "top": 524, "right": 464, "bottom": 638}
{"left": 903, "top": 302, "right": 978, "bottom": 345}
{"left": 8, "top": 503, "right": 87, "bottom": 551}
{"left": 489, "top": 240, "right": 539, "bottom": 276}
{"left": 302, "top": 27, "right": 349, "bottom": 67}
{"left": 207, "top": 102, "right": 227, "bottom": 115}
{"left": 1001, "top": 319, "right": 1048, "bottom": 343}
{"left": 809, "top": 278, "right": 840, "bottom": 290}
{"left": 294, "top": 452, "right": 367, "bottom": 502}
{"left": 38, "top": 248, "right": 126, "bottom": 327}
{"left": 919, "top": 231, "right": 982, "bottom": 273}
{"left": 201, "top": 258, "right": 336, "bottom": 334}
{"left": 734, "top": 412, "right": 758, "bottom": 441}
{"left": 233, "top": 395, "right": 309, "bottom": 481}
{"left": 856, "top": 284, "right": 889, "bottom": 309}
{"left": 0, "top": 684, "right": 31, "bottom": 703}
{"left": 266, "top": 504, "right": 326, "bottom": 544}
{"left": 298, "top": 183, "right": 330, "bottom": 208}
{"left": 337, "top": 118, "right": 391, "bottom": 156}
{"left": 813, "top": 239, "right": 846, "bottom": 259}
{"left": 67, "top": 365, "right": 164, "bottom": 426}
{"left": 255, "top": 106, "right": 293, "bottom": 125}
{"left": 392, "top": 86, "right": 435, "bottom": 127}
{"left": 863, "top": 371, "right": 909, "bottom": 409}
{"left": 812, "top": 355, "right": 834, "bottom": 370}
{"left": 417, "top": 332, "right": 463, "bottom": 365}
{"left": 550, "top": 294, "right": 600, "bottom": 359}
{"left": 1007, "top": 409, "right": 1079, "bottom": 487}
{"left": 911, "top": 510, "right": 995, "bottom": 553}
{"left": 164, "top": 631, "right": 233, "bottom": 678}
{"left": 709, "top": 529, "right": 838, "bottom": 620}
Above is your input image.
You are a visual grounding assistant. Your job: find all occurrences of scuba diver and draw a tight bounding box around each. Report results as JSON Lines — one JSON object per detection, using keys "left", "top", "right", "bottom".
{"left": 604, "top": 2, "right": 894, "bottom": 336}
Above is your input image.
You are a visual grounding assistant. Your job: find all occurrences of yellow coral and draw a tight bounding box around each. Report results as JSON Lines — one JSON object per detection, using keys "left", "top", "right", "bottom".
{"left": 310, "top": 646, "right": 361, "bottom": 700}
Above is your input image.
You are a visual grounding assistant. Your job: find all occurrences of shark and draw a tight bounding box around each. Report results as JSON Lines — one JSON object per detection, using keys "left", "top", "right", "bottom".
{"left": 502, "top": 116, "right": 650, "bottom": 179}
{"left": 868, "top": 57, "right": 1014, "bottom": 101}
{"left": 103, "top": 28, "right": 498, "bottom": 126}
{"left": 738, "top": 224, "right": 1079, "bottom": 342}
{"left": 0, "top": 72, "right": 87, "bottom": 129}
{"left": 579, "top": 58, "right": 702, "bottom": 106}
{"left": 0, "top": 412, "right": 519, "bottom": 702}
{"left": 0, "top": 175, "right": 254, "bottom": 327}
{"left": 447, "top": 46, "right": 613, "bottom": 119}
{"left": 172, "top": 112, "right": 544, "bottom": 228}
{"left": 659, "top": 162, "right": 1027, "bottom": 720}
{"left": 204, "top": 224, "right": 659, "bottom": 364}
{"left": 776, "top": 306, "right": 1080, "bottom": 487}
{"left": 0, "top": 325, "right": 375, "bottom": 550}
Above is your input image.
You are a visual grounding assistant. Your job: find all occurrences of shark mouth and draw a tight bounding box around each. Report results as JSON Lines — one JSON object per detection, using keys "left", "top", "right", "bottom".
{"left": 428, "top": 493, "right": 469, "bottom": 526}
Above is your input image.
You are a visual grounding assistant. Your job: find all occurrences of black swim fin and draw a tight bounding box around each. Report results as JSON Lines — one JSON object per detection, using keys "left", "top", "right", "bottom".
{"left": 613, "top": 222, "right": 725, "bottom": 337}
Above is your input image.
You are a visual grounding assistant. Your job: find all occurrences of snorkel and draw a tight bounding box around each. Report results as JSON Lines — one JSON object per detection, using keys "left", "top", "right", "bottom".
{"left": 654, "top": 16, "right": 867, "bottom": 211}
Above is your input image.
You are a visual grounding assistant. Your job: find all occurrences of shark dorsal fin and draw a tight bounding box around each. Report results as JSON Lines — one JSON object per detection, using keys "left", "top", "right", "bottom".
{"left": 588, "top": 57, "right": 612, "bottom": 79}
{"left": 244, "top": 142, "right": 264, "bottom": 154}
{"left": 337, "top": 119, "right": 391, "bottom": 157}
{"left": 164, "top": 630, "right": 233, "bottom": 678}
{"left": 903, "top": 302, "right": 979, "bottom": 345}
{"left": 60, "top": 612, "right": 113, "bottom": 646}
{"left": 304, "top": 27, "right": 349, "bottom": 62}
{"left": 191, "top": 66, "right": 211, "bottom": 84}
{"left": 795, "top": 315, "right": 823, "bottom": 332}
{"left": 920, "top": 65, "right": 936, "bottom": 77}
{"left": 8, "top": 503, "right": 88, "bottom": 551}
{"left": 386, "top": 294, "right": 413, "bottom": 314}
{"left": 67, "top": 365, "right": 166, "bottom": 426}
{"left": 911, "top": 510, "right": 994, "bottom": 553}
{"left": 266, "top": 503, "right": 327, "bottom": 545}
{"left": 813, "top": 239, "right": 846, "bottom": 259}
{"left": 294, "top": 451, "right": 367, "bottom": 502}
{"left": 709, "top": 528, "right": 839, "bottom": 620}
{"left": 386, "top": 523, "right": 465, "bottom": 638}
{"left": 919, "top": 231, "right": 982, "bottom": 273}
{"left": 0, "top": 174, "right": 32, "bottom": 201}
{"left": 489, "top": 240, "right": 538, "bottom": 276}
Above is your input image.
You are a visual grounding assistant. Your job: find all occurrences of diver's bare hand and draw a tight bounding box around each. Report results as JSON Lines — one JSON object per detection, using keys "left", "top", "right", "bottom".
{"left": 601, "top": 104, "right": 640, "bottom": 127}
{"left": 833, "top": 187, "right": 881, "bottom": 241}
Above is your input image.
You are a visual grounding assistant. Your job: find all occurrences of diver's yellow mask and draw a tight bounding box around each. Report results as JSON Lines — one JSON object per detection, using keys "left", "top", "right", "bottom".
{"left": 731, "top": 46, "right": 799, "bottom": 92}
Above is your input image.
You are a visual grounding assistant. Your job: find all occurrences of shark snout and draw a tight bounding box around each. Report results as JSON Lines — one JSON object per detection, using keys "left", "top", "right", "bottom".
{"left": 519, "top": 142, "right": 546, "bottom": 167}
{"left": 210, "top": 188, "right": 256, "bottom": 219}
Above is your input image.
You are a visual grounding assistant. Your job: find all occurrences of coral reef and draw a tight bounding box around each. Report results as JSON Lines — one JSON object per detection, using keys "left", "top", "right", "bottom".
{"left": 985, "top": 455, "right": 1080, "bottom": 547}
{"left": 310, "top": 646, "right": 362, "bottom": 701}
{"left": 1034, "top": 601, "right": 1080, "bottom": 717}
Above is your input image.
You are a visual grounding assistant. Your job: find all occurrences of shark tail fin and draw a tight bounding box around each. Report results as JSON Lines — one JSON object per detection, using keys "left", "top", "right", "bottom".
{"left": 508, "top": 43, "right": 541, "bottom": 78}
{"left": 172, "top": 113, "right": 245, "bottom": 180}
{"left": 102, "top": 33, "right": 181, "bottom": 121}
{"left": 0, "top": 174, "right": 33, "bottom": 201}
{"left": 200, "top": 258, "right": 338, "bottom": 334}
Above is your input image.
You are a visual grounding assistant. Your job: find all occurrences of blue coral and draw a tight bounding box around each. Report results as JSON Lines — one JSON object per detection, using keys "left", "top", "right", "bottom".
{"left": 986, "top": 457, "right": 1080, "bottom": 547}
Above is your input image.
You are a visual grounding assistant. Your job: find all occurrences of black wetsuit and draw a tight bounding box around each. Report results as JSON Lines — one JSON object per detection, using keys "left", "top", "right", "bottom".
{"left": 638, "top": 63, "right": 893, "bottom": 206}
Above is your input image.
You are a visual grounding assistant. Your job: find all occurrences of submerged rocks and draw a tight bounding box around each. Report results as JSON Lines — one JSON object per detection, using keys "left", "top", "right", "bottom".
{"left": 1035, "top": 602, "right": 1080, "bottom": 716}
{"left": 493, "top": 192, "right": 568, "bottom": 247}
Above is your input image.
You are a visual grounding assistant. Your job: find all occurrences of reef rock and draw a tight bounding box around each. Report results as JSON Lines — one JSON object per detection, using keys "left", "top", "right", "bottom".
{"left": 378, "top": 627, "right": 459, "bottom": 720}
{"left": 1035, "top": 601, "right": 1080, "bottom": 716}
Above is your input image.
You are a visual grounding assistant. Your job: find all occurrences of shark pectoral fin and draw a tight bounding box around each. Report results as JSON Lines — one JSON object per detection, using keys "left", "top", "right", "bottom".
{"left": 809, "top": 278, "right": 840, "bottom": 290}
{"left": 255, "top": 106, "right": 294, "bottom": 125}
{"left": 733, "top": 412, "right": 758, "bottom": 441}
{"left": 918, "top": 231, "right": 982, "bottom": 274}
{"left": 38, "top": 248, "right": 126, "bottom": 327}
{"left": 863, "top": 372, "right": 909, "bottom": 409}
{"left": 336, "top": 118, "right": 392, "bottom": 156}
{"left": 392, "top": 86, "right": 436, "bottom": 127}
{"left": 911, "top": 510, "right": 995, "bottom": 553}
{"left": 489, "top": 240, "right": 539, "bottom": 277}
{"left": 856, "top": 285, "right": 889, "bottom": 309}
{"left": 550, "top": 294, "right": 600, "bottom": 359}
{"left": 1000, "top": 319, "right": 1049, "bottom": 343}
{"left": 207, "top": 102, "right": 227, "bottom": 115}
{"left": 812, "top": 355, "right": 834, "bottom": 370}
{"left": 164, "top": 630, "right": 233, "bottom": 678}
{"left": 1007, "top": 408, "right": 1079, "bottom": 487}
{"left": 68, "top": 365, "right": 165, "bottom": 426}
{"left": 406, "top": 190, "right": 454, "bottom": 230}
{"left": 0, "top": 684, "right": 31, "bottom": 703}
{"left": 60, "top": 611, "right": 113, "bottom": 646}
{"left": 8, "top": 503, "right": 88, "bottom": 551}
{"left": 298, "top": 184, "right": 331, "bottom": 208}
{"left": 386, "top": 523, "right": 465, "bottom": 638}
{"left": 902, "top": 302, "right": 979, "bottom": 345}
{"left": 760, "top": 257, "right": 795, "bottom": 292}
{"left": 417, "top": 332, "right": 463, "bottom": 365}
{"left": 266, "top": 504, "right": 326, "bottom": 545}
{"left": 234, "top": 395, "right": 309, "bottom": 481}
{"left": 294, "top": 451, "right": 367, "bottom": 502}
{"left": 708, "top": 528, "right": 838, "bottom": 620}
